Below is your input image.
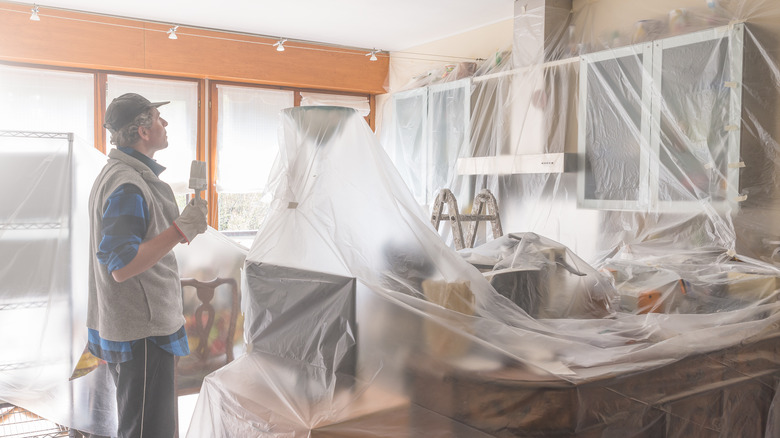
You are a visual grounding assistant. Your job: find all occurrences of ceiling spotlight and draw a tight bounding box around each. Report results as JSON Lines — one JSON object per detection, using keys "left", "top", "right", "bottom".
{"left": 274, "top": 38, "right": 286, "bottom": 52}
{"left": 366, "top": 49, "right": 378, "bottom": 61}
{"left": 30, "top": 4, "right": 40, "bottom": 21}
{"left": 167, "top": 25, "right": 178, "bottom": 40}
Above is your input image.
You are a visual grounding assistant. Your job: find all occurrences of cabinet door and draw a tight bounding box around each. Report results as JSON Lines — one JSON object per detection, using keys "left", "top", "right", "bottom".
{"left": 578, "top": 24, "right": 744, "bottom": 212}
{"left": 389, "top": 79, "right": 471, "bottom": 206}
{"left": 652, "top": 23, "right": 744, "bottom": 210}
{"left": 578, "top": 43, "right": 653, "bottom": 210}
{"left": 427, "top": 79, "right": 471, "bottom": 205}
{"left": 389, "top": 87, "right": 428, "bottom": 204}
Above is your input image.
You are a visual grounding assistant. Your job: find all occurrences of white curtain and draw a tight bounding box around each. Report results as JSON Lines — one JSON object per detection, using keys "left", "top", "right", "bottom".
{"left": 216, "top": 85, "right": 294, "bottom": 193}
{"left": 299, "top": 92, "right": 370, "bottom": 117}
{"left": 0, "top": 64, "right": 94, "bottom": 145}
{"left": 106, "top": 75, "right": 198, "bottom": 194}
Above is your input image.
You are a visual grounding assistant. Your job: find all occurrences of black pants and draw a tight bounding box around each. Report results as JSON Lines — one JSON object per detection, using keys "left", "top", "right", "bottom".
{"left": 107, "top": 339, "right": 176, "bottom": 438}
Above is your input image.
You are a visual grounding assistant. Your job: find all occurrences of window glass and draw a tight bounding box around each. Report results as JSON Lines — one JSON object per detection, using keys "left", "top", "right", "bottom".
{"left": 106, "top": 75, "right": 198, "bottom": 198}
{"left": 216, "top": 85, "right": 294, "bottom": 240}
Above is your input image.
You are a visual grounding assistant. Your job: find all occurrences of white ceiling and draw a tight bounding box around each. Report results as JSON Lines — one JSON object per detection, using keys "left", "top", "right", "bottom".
{"left": 32, "top": 0, "right": 515, "bottom": 52}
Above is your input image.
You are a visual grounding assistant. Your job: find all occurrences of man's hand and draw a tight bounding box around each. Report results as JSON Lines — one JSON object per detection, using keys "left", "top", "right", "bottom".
{"left": 174, "top": 197, "right": 208, "bottom": 243}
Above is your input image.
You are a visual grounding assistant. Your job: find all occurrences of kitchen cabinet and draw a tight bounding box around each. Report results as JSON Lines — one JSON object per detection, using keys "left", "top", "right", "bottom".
{"left": 388, "top": 78, "right": 471, "bottom": 206}
{"left": 578, "top": 23, "right": 745, "bottom": 211}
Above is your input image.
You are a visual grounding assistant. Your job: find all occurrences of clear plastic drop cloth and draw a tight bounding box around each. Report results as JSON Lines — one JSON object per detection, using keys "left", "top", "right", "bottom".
{"left": 173, "top": 227, "right": 250, "bottom": 384}
{"left": 188, "top": 100, "right": 780, "bottom": 436}
{"left": 0, "top": 132, "right": 118, "bottom": 436}
{"left": 458, "top": 232, "right": 620, "bottom": 320}
{"left": 372, "top": 0, "right": 780, "bottom": 435}
{"left": 0, "top": 130, "right": 248, "bottom": 436}
{"left": 6, "top": 1, "right": 780, "bottom": 436}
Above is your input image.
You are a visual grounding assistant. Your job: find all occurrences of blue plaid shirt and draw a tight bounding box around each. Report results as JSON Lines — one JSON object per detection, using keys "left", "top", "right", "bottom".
{"left": 89, "top": 147, "right": 189, "bottom": 363}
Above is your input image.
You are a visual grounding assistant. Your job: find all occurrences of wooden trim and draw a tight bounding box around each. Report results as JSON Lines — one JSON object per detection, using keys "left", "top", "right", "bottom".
{"left": 368, "top": 94, "right": 377, "bottom": 131}
{"left": 95, "top": 72, "right": 107, "bottom": 153}
{"left": 102, "top": 69, "right": 204, "bottom": 83}
{"left": 0, "top": 2, "right": 388, "bottom": 94}
{"left": 197, "top": 79, "right": 207, "bottom": 163}
{"left": 207, "top": 81, "right": 219, "bottom": 228}
{"left": 197, "top": 78, "right": 208, "bottom": 224}
{"left": 2, "top": 58, "right": 377, "bottom": 141}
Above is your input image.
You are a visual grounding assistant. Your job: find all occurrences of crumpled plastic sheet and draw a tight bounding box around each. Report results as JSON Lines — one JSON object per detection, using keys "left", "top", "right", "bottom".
{"left": 187, "top": 103, "right": 780, "bottom": 436}
{"left": 459, "top": 232, "right": 620, "bottom": 319}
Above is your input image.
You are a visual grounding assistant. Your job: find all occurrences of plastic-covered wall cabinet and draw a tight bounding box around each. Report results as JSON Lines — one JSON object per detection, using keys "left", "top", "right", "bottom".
{"left": 579, "top": 23, "right": 744, "bottom": 211}
{"left": 386, "top": 78, "right": 472, "bottom": 206}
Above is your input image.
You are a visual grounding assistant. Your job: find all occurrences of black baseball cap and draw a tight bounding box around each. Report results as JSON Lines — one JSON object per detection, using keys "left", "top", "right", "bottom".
{"left": 103, "top": 93, "right": 170, "bottom": 132}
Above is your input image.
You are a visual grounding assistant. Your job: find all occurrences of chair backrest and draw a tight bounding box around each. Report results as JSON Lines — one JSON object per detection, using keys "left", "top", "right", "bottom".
{"left": 180, "top": 277, "right": 240, "bottom": 366}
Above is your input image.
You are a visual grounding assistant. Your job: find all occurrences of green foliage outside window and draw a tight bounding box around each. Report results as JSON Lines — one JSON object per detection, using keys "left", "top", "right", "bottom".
{"left": 218, "top": 192, "right": 269, "bottom": 231}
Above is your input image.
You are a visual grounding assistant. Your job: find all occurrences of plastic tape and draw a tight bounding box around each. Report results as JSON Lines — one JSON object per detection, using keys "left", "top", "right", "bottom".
{"left": 287, "top": 202, "right": 299, "bottom": 209}
{"left": 725, "top": 125, "right": 740, "bottom": 131}
{"left": 724, "top": 81, "right": 738, "bottom": 88}
{"left": 734, "top": 194, "right": 748, "bottom": 202}
{"left": 728, "top": 162, "right": 746, "bottom": 169}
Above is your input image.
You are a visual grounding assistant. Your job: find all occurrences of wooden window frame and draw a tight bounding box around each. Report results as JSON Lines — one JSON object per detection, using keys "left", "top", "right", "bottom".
{"left": 1, "top": 60, "right": 377, "bottom": 229}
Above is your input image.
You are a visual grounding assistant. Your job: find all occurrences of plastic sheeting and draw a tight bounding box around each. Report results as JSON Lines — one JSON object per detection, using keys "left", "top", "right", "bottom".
{"left": 370, "top": 0, "right": 780, "bottom": 434}
{"left": 185, "top": 7, "right": 780, "bottom": 435}
{"left": 0, "top": 131, "right": 117, "bottom": 435}
{"left": 187, "top": 103, "right": 780, "bottom": 436}
{"left": 0, "top": 130, "right": 247, "bottom": 436}
{"left": 6, "top": 1, "right": 780, "bottom": 437}
{"left": 299, "top": 92, "right": 371, "bottom": 117}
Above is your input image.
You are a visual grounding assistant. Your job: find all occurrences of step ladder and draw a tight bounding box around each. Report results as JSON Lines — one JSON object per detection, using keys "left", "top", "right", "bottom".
{"left": 431, "top": 188, "right": 503, "bottom": 250}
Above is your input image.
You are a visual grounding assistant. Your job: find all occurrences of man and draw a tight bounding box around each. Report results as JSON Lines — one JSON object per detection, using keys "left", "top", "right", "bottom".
{"left": 87, "top": 93, "right": 207, "bottom": 437}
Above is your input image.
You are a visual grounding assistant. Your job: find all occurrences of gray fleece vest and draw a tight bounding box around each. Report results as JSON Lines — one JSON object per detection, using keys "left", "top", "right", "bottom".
{"left": 87, "top": 149, "right": 184, "bottom": 342}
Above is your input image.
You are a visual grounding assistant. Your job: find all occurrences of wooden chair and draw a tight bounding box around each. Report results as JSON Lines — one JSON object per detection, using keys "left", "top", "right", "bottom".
{"left": 175, "top": 277, "right": 240, "bottom": 436}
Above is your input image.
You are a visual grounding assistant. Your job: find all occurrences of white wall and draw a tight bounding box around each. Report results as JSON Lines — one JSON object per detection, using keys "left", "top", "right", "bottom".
{"left": 387, "top": 18, "right": 514, "bottom": 92}
{"left": 376, "top": 18, "right": 514, "bottom": 134}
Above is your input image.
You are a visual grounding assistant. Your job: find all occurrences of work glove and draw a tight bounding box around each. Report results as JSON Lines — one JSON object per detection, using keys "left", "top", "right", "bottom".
{"left": 174, "top": 197, "right": 207, "bottom": 243}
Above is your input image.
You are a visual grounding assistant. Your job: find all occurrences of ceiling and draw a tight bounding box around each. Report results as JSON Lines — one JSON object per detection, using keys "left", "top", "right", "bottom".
{"left": 31, "top": 0, "right": 515, "bottom": 52}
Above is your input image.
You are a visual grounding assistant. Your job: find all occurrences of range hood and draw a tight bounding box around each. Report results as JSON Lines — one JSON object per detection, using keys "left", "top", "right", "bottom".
{"left": 457, "top": 152, "right": 577, "bottom": 175}
{"left": 470, "top": 0, "right": 574, "bottom": 175}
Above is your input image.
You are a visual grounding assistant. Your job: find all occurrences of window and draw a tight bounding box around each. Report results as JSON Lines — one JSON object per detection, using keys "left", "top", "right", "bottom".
{"left": 578, "top": 23, "right": 744, "bottom": 211}
{"left": 0, "top": 64, "right": 94, "bottom": 145}
{"left": 0, "top": 62, "right": 377, "bottom": 246}
{"left": 106, "top": 75, "right": 200, "bottom": 210}
{"left": 214, "top": 84, "right": 294, "bottom": 244}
